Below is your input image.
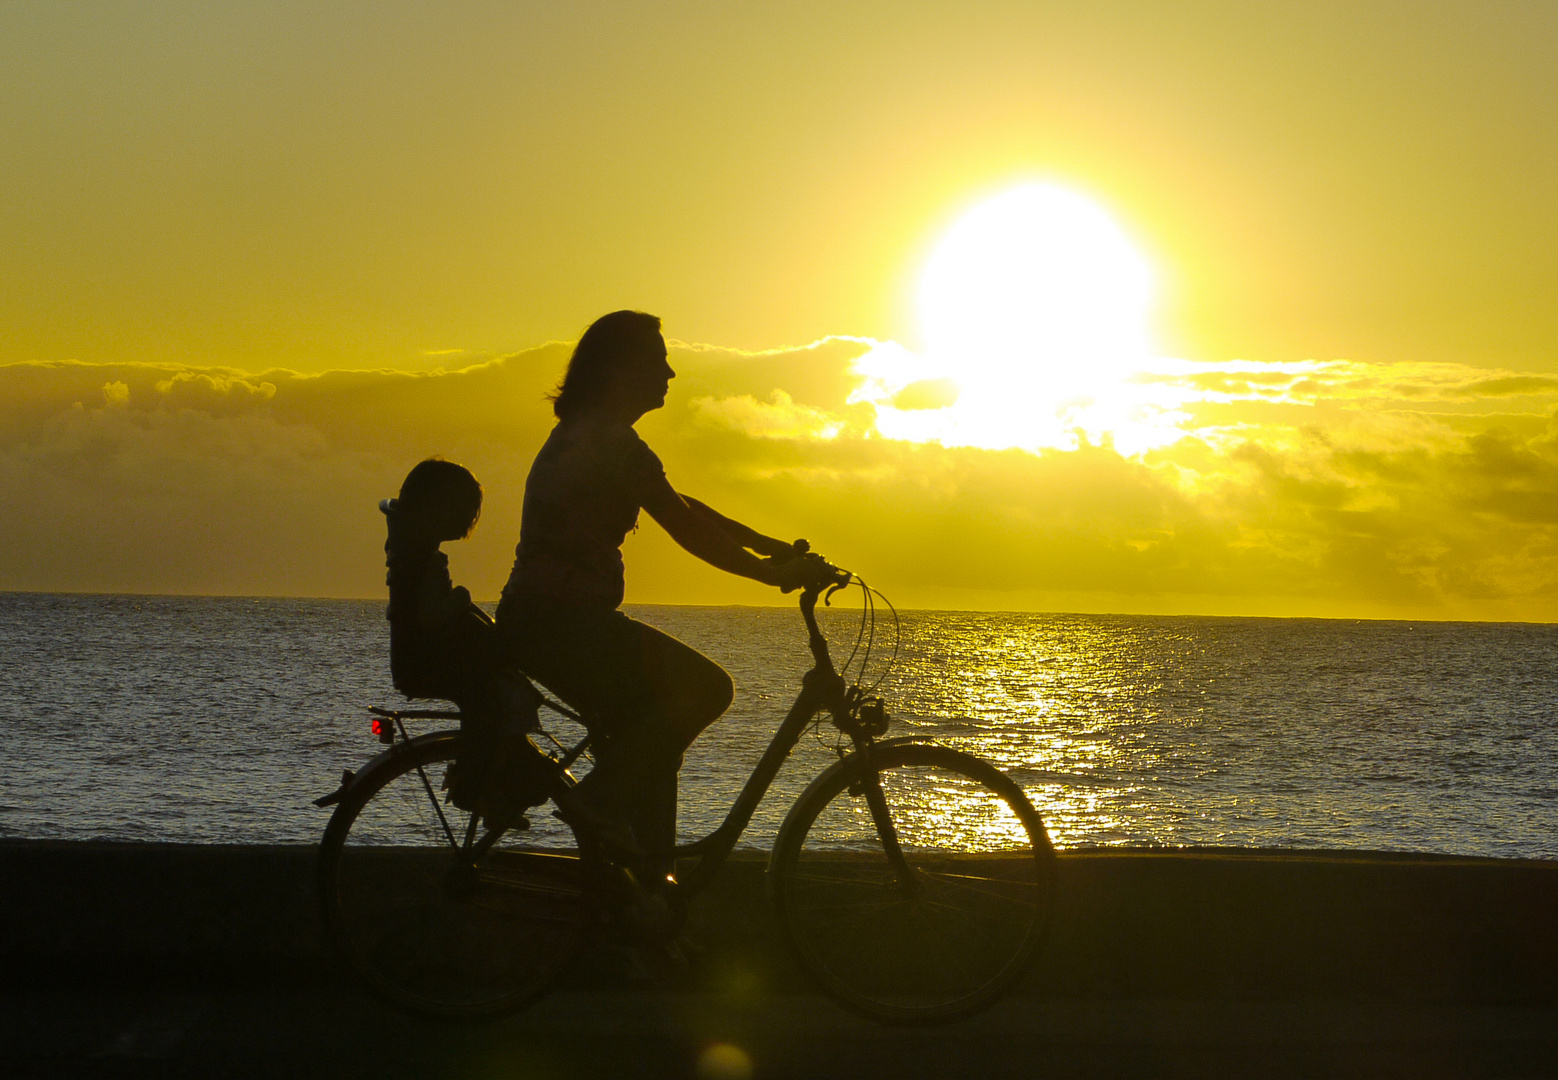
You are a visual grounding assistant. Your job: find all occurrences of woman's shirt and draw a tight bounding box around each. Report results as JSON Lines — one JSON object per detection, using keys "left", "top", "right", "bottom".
{"left": 502, "top": 418, "right": 666, "bottom": 611}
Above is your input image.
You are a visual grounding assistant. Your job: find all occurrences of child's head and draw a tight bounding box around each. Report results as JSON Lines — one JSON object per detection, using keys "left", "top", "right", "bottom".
{"left": 397, "top": 458, "right": 482, "bottom": 541}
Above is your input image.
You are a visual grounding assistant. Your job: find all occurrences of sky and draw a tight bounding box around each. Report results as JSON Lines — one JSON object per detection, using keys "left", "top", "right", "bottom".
{"left": 3, "top": 2, "right": 1557, "bottom": 619}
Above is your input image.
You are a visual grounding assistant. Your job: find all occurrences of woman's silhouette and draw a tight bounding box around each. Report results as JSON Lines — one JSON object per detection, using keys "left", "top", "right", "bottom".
{"left": 495, "top": 310, "right": 829, "bottom": 878}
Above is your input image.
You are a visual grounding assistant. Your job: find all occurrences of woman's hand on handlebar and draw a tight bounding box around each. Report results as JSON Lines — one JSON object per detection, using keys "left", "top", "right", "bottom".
{"left": 769, "top": 550, "right": 848, "bottom": 594}
{"left": 757, "top": 535, "right": 808, "bottom": 559}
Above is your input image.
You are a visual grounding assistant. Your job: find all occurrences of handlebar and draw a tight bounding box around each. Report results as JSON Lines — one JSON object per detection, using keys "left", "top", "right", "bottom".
{"left": 798, "top": 565, "right": 853, "bottom": 672}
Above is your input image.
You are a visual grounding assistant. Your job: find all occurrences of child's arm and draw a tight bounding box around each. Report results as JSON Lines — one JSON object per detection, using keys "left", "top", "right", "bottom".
{"left": 411, "top": 545, "right": 493, "bottom": 632}
{"left": 454, "top": 587, "right": 495, "bottom": 627}
{"left": 412, "top": 550, "right": 467, "bottom": 630}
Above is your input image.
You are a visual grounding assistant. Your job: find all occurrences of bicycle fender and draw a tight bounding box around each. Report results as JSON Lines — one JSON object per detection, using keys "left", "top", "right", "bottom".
{"left": 765, "top": 735, "right": 938, "bottom": 880}
{"left": 313, "top": 729, "right": 461, "bottom": 808}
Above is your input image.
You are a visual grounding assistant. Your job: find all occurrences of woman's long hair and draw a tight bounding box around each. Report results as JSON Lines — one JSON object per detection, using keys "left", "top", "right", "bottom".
{"left": 550, "top": 309, "right": 663, "bottom": 420}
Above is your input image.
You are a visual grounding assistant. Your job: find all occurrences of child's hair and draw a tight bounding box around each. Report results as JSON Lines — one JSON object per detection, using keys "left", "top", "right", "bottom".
{"left": 398, "top": 458, "right": 483, "bottom": 541}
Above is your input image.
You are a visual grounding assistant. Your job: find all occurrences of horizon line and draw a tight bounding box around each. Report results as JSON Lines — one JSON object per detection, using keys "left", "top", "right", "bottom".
{"left": 3, "top": 588, "right": 1553, "bottom": 627}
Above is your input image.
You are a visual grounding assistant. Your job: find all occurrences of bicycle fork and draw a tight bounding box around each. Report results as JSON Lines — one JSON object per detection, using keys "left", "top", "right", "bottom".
{"left": 851, "top": 737, "right": 920, "bottom": 894}
{"left": 810, "top": 645, "right": 919, "bottom": 895}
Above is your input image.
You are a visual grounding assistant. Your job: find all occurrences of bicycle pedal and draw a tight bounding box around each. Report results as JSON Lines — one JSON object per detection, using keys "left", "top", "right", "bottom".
{"left": 606, "top": 894, "right": 680, "bottom": 945}
{"left": 612, "top": 871, "right": 685, "bottom": 944}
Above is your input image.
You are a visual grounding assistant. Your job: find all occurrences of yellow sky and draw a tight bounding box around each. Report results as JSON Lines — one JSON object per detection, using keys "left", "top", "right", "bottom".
{"left": 3, "top": 3, "right": 1557, "bottom": 619}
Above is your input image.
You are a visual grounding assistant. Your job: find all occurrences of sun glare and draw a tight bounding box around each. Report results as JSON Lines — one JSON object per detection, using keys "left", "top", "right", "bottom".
{"left": 920, "top": 183, "right": 1153, "bottom": 373}
{"left": 860, "top": 183, "right": 1176, "bottom": 453}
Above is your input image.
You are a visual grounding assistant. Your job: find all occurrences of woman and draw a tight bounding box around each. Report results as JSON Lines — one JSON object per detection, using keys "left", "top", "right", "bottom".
{"left": 495, "top": 310, "right": 829, "bottom": 875}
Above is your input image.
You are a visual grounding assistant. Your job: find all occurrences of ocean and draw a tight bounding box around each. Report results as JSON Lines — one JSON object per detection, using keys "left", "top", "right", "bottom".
{"left": 3, "top": 591, "right": 1555, "bottom": 858}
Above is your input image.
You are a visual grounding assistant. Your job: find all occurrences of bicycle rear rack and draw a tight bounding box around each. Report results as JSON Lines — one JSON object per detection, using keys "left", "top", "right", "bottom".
{"left": 368, "top": 705, "right": 464, "bottom": 720}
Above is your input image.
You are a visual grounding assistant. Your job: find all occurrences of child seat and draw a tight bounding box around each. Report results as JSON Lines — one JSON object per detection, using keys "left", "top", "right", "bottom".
{"left": 381, "top": 496, "right": 551, "bottom": 821}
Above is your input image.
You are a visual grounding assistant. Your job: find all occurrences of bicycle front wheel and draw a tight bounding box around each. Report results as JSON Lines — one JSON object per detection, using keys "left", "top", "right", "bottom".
{"left": 317, "top": 734, "right": 595, "bottom": 1018}
{"left": 770, "top": 741, "right": 1056, "bottom": 1024}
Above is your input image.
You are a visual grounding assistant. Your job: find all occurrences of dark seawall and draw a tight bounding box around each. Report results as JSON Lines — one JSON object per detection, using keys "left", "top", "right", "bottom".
{"left": 4, "top": 841, "right": 1555, "bottom": 1002}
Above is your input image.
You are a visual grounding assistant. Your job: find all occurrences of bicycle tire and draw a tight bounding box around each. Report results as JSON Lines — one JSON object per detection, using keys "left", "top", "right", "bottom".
{"left": 317, "top": 732, "right": 596, "bottom": 1018}
{"left": 769, "top": 741, "right": 1056, "bottom": 1024}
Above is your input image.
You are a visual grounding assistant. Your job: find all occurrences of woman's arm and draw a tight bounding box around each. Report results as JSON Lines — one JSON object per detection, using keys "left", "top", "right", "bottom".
{"left": 680, "top": 495, "right": 797, "bottom": 558}
{"left": 642, "top": 475, "right": 818, "bottom": 587}
{"left": 641, "top": 477, "right": 780, "bottom": 584}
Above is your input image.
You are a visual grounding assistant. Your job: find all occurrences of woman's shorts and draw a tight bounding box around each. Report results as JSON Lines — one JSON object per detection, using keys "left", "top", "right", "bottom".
{"left": 496, "top": 599, "right": 733, "bottom": 749}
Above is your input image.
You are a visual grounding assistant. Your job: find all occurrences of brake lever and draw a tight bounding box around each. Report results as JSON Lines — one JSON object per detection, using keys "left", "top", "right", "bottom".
{"left": 823, "top": 575, "right": 852, "bottom": 606}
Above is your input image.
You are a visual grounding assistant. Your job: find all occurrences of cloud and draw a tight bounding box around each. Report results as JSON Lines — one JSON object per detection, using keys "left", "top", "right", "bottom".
{"left": 1136, "top": 357, "right": 1558, "bottom": 409}
{"left": 0, "top": 350, "right": 568, "bottom": 596}
{"left": 4, "top": 343, "right": 1558, "bottom": 619}
{"left": 690, "top": 391, "right": 845, "bottom": 440}
{"left": 889, "top": 378, "right": 960, "bottom": 411}
{"left": 649, "top": 348, "right": 1558, "bottom": 617}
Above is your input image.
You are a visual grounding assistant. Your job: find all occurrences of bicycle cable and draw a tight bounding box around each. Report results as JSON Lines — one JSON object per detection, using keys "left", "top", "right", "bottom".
{"left": 840, "top": 576, "right": 901, "bottom": 695}
{"left": 857, "top": 578, "right": 877, "bottom": 685}
{"left": 835, "top": 573, "right": 872, "bottom": 680}
{"left": 808, "top": 574, "right": 897, "bottom": 759}
{"left": 861, "top": 585, "right": 901, "bottom": 695}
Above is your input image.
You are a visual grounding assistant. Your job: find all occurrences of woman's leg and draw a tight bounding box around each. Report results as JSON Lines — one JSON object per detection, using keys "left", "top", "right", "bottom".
{"left": 499, "top": 604, "right": 732, "bottom": 867}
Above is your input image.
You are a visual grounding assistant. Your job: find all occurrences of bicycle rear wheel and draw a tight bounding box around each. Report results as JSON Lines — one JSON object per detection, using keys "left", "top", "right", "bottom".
{"left": 770, "top": 741, "right": 1056, "bottom": 1024}
{"left": 317, "top": 733, "right": 595, "bottom": 1017}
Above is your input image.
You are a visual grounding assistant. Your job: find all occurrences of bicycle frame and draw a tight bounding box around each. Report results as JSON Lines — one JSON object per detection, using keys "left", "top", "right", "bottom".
{"left": 658, "top": 587, "right": 849, "bottom": 891}
{"left": 516, "top": 583, "right": 890, "bottom": 890}
{"left": 354, "top": 582, "right": 914, "bottom": 895}
{"left": 608, "top": 583, "right": 912, "bottom": 894}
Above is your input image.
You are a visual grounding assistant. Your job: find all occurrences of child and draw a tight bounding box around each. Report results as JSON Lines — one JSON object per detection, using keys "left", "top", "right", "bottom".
{"left": 383, "top": 457, "right": 547, "bottom": 823}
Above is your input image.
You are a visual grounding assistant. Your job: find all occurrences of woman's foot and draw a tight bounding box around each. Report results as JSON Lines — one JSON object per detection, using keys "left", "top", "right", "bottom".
{"left": 552, "top": 788, "right": 647, "bottom": 858}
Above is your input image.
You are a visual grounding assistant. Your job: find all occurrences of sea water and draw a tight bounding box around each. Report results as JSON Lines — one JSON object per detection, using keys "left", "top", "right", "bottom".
{"left": 2, "top": 591, "right": 1554, "bottom": 857}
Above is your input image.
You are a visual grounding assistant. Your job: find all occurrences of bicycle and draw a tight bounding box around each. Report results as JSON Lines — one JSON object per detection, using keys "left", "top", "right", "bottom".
{"left": 315, "top": 572, "right": 1058, "bottom": 1025}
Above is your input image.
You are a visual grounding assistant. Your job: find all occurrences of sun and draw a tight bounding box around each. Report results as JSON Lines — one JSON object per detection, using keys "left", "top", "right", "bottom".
{"left": 919, "top": 183, "right": 1154, "bottom": 378}
{"left": 859, "top": 182, "right": 1171, "bottom": 452}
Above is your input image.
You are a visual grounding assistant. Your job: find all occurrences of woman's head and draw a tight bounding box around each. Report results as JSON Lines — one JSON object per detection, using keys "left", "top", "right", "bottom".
{"left": 397, "top": 458, "right": 483, "bottom": 541}
{"left": 551, "top": 309, "right": 672, "bottom": 420}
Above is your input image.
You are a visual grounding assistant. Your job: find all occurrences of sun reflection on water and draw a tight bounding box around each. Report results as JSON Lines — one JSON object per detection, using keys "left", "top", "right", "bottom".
{"left": 814, "top": 767, "right": 1036, "bottom": 852}
{"left": 865, "top": 613, "right": 1221, "bottom": 850}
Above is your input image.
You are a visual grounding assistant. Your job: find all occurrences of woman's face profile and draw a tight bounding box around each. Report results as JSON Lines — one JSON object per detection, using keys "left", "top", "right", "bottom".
{"left": 617, "top": 333, "right": 675, "bottom": 415}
